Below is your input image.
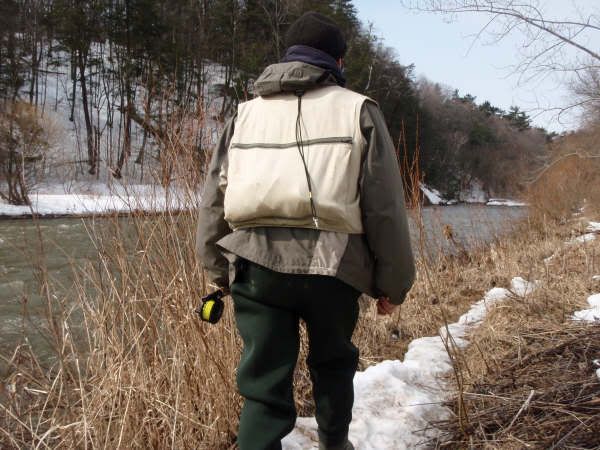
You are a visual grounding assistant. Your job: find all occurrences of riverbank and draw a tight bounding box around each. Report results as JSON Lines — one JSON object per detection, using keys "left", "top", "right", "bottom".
{"left": 419, "top": 183, "right": 527, "bottom": 207}
{"left": 0, "top": 192, "right": 526, "bottom": 219}
{"left": 437, "top": 217, "right": 600, "bottom": 448}
{"left": 281, "top": 216, "right": 599, "bottom": 449}
{"left": 0, "top": 207, "right": 596, "bottom": 448}
{"left": 0, "top": 183, "right": 196, "bottom": 219}
{"left": 0, "top": 182, "right": 526, "bottom": 220}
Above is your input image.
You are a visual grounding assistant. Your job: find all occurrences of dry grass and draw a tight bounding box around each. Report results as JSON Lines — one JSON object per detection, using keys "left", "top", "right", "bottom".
{"left": 441, "top": 325, "right": 600, "bottom": 448}
{"left": 3, "top": 122, "right": 590, "bottom": 448}
{"left": 527, "top": 126, "right": 600, "bottom": 223}
{"left": 436, "top": 192, "right": 600, "bottom": 448}
{"left": 0, "top": 196, "right": 539, "bottom": 449}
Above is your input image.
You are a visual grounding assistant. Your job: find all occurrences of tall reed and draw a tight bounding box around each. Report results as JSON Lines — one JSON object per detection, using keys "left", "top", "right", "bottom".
{"left": 0, "top": 108, "right": 522, "bottom": 449}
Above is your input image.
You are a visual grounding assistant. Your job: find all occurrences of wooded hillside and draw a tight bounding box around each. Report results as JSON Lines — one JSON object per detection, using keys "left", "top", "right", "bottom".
{"left": 0, "top": 0, "right": 551, "bottom": 204}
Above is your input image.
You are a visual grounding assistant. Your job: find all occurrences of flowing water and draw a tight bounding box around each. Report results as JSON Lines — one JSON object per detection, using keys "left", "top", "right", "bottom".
{"left": 0, "top": 205, "right": 526, "bottom": 364}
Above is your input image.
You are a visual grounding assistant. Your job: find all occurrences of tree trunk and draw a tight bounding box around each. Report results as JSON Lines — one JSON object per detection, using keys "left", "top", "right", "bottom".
{"left": 78, "top": 49, "right": 97, "bottom": 175}
{"left": 113, "top": 0, "right": 133, "bottom": 179}
{"left": 70, "top": 50, "right": 76, "bottom": 122}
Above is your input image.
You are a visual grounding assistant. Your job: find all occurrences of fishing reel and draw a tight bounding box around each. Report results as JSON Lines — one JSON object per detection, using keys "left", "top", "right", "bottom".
{"left": 195, "top": 289, "right": 225, "bottom": 324}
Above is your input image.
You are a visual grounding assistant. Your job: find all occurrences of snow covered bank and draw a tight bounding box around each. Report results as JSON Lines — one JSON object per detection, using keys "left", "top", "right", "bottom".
{"left": 567, "top": 233, "right": 596, "bottom": 244}
{"left": 0, "top": 184, "right": 196, "bottom": 218}
{"left": 419, "top": 183, "right": 526, "bottom": 207}
{"left": 486, "top": 198, "right": 528, "bottom": 207}
{"left": 569, "top": 222, "right": 600, "bottom": 318}
{"left": 282, "top": 277, "right": 537, "bottom": 450}
{"left": 458, "top": 179, "right": 487, "bottom": 204}
{"left": 564, "top": 222, "right": 600, "bottom": 323}
{"left": 420, "top": 184, "right": 447, "bottom": 205}
{"left": 563, "top": 219, "right": 599, "bottom": 245}
{"left": 573, "top": 270, "right": 600, "bottom": 379}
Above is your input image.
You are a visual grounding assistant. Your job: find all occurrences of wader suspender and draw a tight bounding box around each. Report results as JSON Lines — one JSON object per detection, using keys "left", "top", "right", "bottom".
{"left": 294, "top": 90, "right": 320, "bottom": 229}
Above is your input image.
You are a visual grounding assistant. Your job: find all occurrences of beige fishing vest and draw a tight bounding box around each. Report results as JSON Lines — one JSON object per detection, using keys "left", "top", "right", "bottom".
{"left": 222, "top": 85, "right": 370, "bottom": 234}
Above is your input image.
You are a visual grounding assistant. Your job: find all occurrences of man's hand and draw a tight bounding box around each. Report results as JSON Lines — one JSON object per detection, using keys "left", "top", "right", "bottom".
{"left": 377, "top": 297, "right": 397, "bottom": 315}
{"left": 208, "top": 283, "right": 230, "bottom": 296}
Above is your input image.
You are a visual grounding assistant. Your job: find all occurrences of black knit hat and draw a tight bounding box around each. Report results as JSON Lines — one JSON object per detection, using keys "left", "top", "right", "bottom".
{"left": 285, "top": 11, "right": 347, "bottom": 59}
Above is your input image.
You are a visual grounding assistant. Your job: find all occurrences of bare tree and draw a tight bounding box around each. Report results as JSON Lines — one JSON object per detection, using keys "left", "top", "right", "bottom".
{"left": 571, "top": 65, "right": 600, "bottom": 123}
{"left": 402, "top": 0, "right": 600, "bottom": 119}
{"left": 258, "top": 0, "right": 290, "bottom": 59}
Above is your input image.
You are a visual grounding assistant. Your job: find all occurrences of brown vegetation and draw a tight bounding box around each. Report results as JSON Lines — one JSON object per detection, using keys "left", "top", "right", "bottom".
{"left": 438, "top": 156, "right": 600, "bottom": 447}
{"left": 0, "top": 198, "right": 534, "bottom": 449}
{"left": 438, "top": 217, "right": 600, "bottom": 447}
{"left": 1, "top": 124, "right": 597, "bottom": 449}
{"left": 0, "top": 102, "right": 58, "bottom": 204}
{"left": 527, "top": 131, "right": 600, "bottom": 221}
{"left": 441, "top": 325, "right": 600, "bottom": 448}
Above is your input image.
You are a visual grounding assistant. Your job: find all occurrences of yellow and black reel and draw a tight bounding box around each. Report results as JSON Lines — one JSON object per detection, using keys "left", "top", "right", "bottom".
{"left": 196, "top": 290, "right": 225, "bottom": 324}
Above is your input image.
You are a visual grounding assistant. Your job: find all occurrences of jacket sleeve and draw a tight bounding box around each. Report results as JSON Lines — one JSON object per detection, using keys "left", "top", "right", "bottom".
{"left": 195, "top": 116, "right": 236, "bottom": 288}
{"left": 359, "top": 100, "right": 416, "bottom": 305}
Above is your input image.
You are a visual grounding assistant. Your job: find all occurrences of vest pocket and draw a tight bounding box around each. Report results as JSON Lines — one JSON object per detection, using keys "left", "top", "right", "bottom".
{"left": 224, "top": 139, "right": 361, "bottom": 232}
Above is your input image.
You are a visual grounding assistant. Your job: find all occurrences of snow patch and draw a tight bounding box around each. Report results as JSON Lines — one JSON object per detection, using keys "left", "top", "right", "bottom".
{"left": 593, "top": 275, "right": 600, "bottom": 281}
{"left": 587, "top": 221, "right": 600, "bottom": 232}
{"left": 486, "top": 198, "right": 527, "bottom": 207}
{"left": 282, "top": 277, "right": 536, "bottom": 450}
{"left": 572, "top": 293, "right": 600, "bottom": 322}
{"left": 567, "top": 233, "right": 596, "bottom": 245}
{"left": 0, "top": 184, "right": 196, "bottom": 217}
{"left": 566, "top": 221, "right": 600, "bottom": 245}
{"left": 458, "top": 179, "right": 487, "bottom": 204}
{"left": 420, "top": 184, "right": 446, "bottom": 205}
{"left": 511, "top": 276, "right": 539, "bottom": 296}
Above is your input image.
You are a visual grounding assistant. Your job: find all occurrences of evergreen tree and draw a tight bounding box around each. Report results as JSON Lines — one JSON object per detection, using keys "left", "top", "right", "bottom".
{"left": 503, "top": 105, "right": 531, "bottom": 131}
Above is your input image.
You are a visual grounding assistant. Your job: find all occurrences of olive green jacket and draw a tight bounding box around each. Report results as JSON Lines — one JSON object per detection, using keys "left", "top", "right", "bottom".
{"left": 196, "top": 61, "right": 415, "bottom": 304}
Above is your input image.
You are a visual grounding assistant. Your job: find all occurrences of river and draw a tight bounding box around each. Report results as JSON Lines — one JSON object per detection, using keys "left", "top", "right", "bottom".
{"left": 0, "top": 205, "right": 526, "bottom": 363}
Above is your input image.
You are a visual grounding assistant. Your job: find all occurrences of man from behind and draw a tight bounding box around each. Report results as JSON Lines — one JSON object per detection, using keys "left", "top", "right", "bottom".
{"left": 197, "top": 11, "right": 415, "bottom": 450}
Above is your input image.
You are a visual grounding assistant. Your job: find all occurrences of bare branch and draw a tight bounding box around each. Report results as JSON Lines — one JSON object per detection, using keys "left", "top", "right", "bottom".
{"left": 403, "top": 1, "right": 600, "bottom": 61}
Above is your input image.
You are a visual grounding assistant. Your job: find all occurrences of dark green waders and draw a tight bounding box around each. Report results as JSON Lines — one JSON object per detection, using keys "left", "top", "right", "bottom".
{"left": 231, "top": 260, "right": 361, "bottom": 450}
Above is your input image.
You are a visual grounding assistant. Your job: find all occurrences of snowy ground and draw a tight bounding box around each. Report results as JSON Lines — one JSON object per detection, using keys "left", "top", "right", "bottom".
{"left": 0, "top": 183, "right": 196, "bottom": 217}
{"left": 564, "top": 220, "right": 600, "bottom": 245}
{"left": 1, "top": 183, "right": 527, "bottom": 218}
{"left": 459, "top": 179, "right": 488, "bottom": 204}
{"left": 419, "top": 183, "right": 526, "bottom": 207}
{"left": 588, "top": 221, "right": 600, "bottom": 232}
{"left": 573, "top": 275, "right": 600, "bottom": 382}
{"left": 486, "top": 198, "right": 528, "bottom": 207}
{"left": 420, "top": 184, "right": 446, "bottom": 205}
{"left": 282, "top": 277, "right": 537, "bottom": 449}
{"left": 571, "top": 221, "right": 600, "bottom": 322}
{"left": 570, "top": 221, "right": 600, "bottom": 380}
{"left": 573, "top": 293, "right": 600, "bottom": 322}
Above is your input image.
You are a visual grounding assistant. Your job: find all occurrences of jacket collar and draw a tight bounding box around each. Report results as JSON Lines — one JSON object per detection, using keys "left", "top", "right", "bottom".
{"left": 281, "top": 45, "right": 346, "bottom": 87}
{"left": 254, "top": 56, "right": 343, "bottom": 97}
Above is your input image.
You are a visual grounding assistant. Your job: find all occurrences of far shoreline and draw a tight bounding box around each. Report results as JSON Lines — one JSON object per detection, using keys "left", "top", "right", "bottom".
{"left": 0, "top": 201, "right": 527, "bottom": 221}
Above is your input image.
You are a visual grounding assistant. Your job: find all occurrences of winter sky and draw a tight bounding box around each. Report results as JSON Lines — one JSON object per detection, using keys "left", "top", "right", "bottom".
{"left": 354, "top": 0, "right": 600, "bottom": 132}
